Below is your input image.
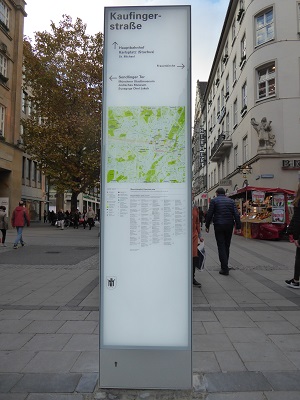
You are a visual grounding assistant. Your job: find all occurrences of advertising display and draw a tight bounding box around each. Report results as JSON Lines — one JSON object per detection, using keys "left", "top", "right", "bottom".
{"left": 100, "top": 6, "right": 191, "bottom": 389}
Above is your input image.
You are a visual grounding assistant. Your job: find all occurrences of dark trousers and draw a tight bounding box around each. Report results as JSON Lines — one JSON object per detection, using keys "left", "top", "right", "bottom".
{"left": 214, "top": 224, "right": 233, "bottom": 270}
{"left": 1, "top": 229, "right": 6, "bottom": 244}
{"left": 294, "top": 246, "right": 300, "bottom": 280}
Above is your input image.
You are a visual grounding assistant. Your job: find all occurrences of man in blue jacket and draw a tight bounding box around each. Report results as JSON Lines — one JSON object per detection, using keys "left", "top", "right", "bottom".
{"left": 205, "top": 187, "right": 241, "bottom": 275}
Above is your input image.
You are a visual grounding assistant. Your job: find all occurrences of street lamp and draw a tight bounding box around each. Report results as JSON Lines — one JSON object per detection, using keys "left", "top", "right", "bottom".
{"left": 238, "top": 164, "right": 253, "bottom": 238}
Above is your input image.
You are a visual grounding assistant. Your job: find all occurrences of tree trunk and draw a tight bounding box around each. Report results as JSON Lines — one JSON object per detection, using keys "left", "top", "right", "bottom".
{"left": 71, "top": 191, "right": 79, "bottom": 213}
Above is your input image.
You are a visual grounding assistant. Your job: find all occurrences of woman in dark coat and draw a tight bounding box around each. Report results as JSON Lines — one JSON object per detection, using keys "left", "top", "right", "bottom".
{"left": 286, "top": 184, "right": 300, "bottom": 288}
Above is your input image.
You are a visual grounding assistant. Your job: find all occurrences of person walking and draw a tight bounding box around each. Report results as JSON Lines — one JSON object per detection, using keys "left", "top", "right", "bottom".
{"left": 0, "top": 205, "right": 8, "bottom": 246}
{"left": 86, "top": 207, "right": 95, "bottom": 230}
{"left": 193, "top": 205, "right": 203, "bottom": 287}
{"left": 57, "top": 209, "right": 65, "bottom": 230}
{"left": 11, "top": 201, "right": 30, "bottom": 249}
{"left": 205, "top": 187, "right": 241, "bottom": 275}
{"left": 285, "top": 184, "right": 300, "bottom": 289}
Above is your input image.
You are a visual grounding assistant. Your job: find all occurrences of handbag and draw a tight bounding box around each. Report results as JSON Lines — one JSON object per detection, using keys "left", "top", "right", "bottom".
{"left": 197, "top": 240, "right": 206, "bottom": 271}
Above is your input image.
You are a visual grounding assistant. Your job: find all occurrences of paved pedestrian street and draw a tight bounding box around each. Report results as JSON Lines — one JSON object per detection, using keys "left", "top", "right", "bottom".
{"left": 0, "top": 224, "right": 300, "bottom": 399}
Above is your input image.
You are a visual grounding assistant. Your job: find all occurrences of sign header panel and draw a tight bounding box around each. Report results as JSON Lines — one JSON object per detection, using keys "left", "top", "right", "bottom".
{"left": 101, "top": 6, "right": 191, "bottom": 351}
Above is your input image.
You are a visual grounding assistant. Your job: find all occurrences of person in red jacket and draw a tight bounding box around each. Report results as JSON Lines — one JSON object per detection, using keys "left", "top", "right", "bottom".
{"left": 11, "top": 201, "right": 30, "bottom": 249}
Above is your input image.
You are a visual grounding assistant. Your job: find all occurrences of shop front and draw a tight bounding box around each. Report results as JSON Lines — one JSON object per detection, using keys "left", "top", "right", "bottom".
{"left": 229, "top": 186, "right": 295, "bottom": 240}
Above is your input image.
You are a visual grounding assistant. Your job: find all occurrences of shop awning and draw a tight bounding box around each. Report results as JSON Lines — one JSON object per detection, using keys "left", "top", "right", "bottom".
{"left": 230, "top": 186, "right": 295, "bottom": 197}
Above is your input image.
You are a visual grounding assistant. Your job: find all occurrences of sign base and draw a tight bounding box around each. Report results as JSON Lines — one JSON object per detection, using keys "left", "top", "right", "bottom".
{"left": 99, "top": 348, "right": 192, "bottom": 389}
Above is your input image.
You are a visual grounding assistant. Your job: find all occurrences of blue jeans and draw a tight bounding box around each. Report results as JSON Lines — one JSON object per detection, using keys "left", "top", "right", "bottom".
{"left": 14, "top": 226, "right": 24, "bottom": 246}
{"left": 214, "top": 224, "right": 234, "bottom": 270}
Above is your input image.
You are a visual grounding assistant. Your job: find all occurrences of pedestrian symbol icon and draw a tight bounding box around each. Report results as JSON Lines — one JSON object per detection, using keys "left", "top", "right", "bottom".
{"left": 107, "top": 277, "right": 117, "bottom": 289}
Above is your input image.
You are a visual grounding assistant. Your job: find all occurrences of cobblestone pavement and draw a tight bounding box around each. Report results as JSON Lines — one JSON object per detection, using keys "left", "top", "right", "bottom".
{"left": 0, "top": 224, "right": 300, "bottom": 399}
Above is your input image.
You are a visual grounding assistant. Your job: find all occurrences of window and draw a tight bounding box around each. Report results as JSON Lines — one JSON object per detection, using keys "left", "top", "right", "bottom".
{"left": 0, "top": 0, "right": 9, "bottom": 29}
{"left": 226, "top": 112, "right": 230, "bottom": 133}
{"left": 0, "top": 104, "right": 4, "bottom": 135}
{"left": 225, "top": 74, "right": 229, "bottom": 97}
{"left": 27, "top": 159, "right": 32, "bottom": 181}
{"left": 217, "top": 96, "right": 220, "bottom": 115}
{"left": 33, "top": 162, "right": 37, "bottom": 182}
{"left": 22, "top": 91, "right": 27, "bottom": 113}
{"left": 241, "top": 81, "right": 247, "bottom": 116}
{"left": 255, "top": 8, "right": 274, "bottom": 46}
{"left": 223, "top": 41, "right": 229, "bottom": 64}
{"left": 221, "top": 86, "right": 224, "bottom": 108}
{"left": 232, "top": 19, "right": 236, "bottom": 43}
{"left": 233, "top": 99, "right": 238, "bottom": 128}
{"left": 0, "top": 53, "right": 7, "bottom": 77}
{"left": 233, "top": 56, "right": 237, "bottom": 85}
{"left": 257, "top": 62, "right": 276, "bottom": 99}
{"left": 242, "top": 136, "right": 248, "bottom": 163}
{"left": 240, "top": 34, "right": 246, "bottom": 68}
{"left": 234, "top": 146, "right": 238, "bottom": 169}
{"left": 22, "top": 156, "right": 26, "bottom": 179}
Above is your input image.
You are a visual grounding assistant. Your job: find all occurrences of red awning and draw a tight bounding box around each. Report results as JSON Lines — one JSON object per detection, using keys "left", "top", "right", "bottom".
{"left": 230, "top": 186, "right": 295, "bottom": 197}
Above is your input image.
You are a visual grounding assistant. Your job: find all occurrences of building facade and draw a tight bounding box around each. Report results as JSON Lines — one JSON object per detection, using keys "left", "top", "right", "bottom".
{"left": 0, "top": 0, "right": 26, "bottom": 216}
{"left": 194, "top": 0, "right": 300, "bottom": 204}
{"left": 192, "top": 80, "right": 208, "bottom": 211}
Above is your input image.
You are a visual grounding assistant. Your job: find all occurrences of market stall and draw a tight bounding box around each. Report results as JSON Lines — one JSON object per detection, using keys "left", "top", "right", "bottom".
{"left": 229, "top": 186, "right": 295, "bottom": 240}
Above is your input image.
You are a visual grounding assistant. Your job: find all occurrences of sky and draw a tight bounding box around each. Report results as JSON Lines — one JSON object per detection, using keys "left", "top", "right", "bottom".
{"left": 24, "top": 0, "right": 230, "bottom": 119}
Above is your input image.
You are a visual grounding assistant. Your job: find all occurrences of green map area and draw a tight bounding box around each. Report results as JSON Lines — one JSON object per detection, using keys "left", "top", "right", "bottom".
{"left": 107, "top": 106, "right": 186, "bottom": 183}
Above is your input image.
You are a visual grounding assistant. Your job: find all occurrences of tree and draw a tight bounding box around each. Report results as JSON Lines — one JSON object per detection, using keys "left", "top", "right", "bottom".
{"left": 22, "top": 15, "right": 103, "bottom": 211}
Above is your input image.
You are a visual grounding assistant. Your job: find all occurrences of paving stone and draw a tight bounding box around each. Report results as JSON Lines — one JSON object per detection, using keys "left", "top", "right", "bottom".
{"left": 269, "top": 334, "right": 300, "bottom": 351}
{"left": 234, "top": 342, "right": 297, "bottom": 370}
{"left": 57, "top": 320, "right": 98, "bottom": 334}
{"left": 0, "top": 310, "right": 30, "bottom": 319}
{"left": 70, "top": 351, "right": 98, "bottom": 373}
{"left": 263, "top": 371, "right": 300, "bottom": 391}
{"left": 255, "top": 320, "right": 300, "bottom": 335}
{"left": 0, "top": 373, "right": 23, "bottom": 392}
{"left": 62, "top": 334, "right": 99, "bottom": 351}
{"left": 22, "top": 351, "right": 80, "bottom": 373}
{"left": 27, "top": 394, "right": 84, "bottom": 399}
{"left": 0, "top": 334, "right": 34, "bottom": 350}
{"left": 11, "top": 373, "right": 81, "bottom": 393}
{"left": 54, "top": 311, "right": 90, "bottom": 321}
{"left": 193, "top": 334, "right": 234, "bottom": 352}
{"left": 214, "top": 311, "right": 257, "bottom": 328}
{"left": 75, "top": 373, "right": 98, "bottom": 393}
{"left": 205, "top": 371, "right": 272, "bottom": 392}
{"left": 22, "top": 333, "right": 72, "bottom": 351}
{"left": 0, "top": 394, "right": 27, "bottom": 400}
{"left": 0, "top": 351, "right": 35, "bottom": 373}
{"left": 214, "top": 351, "right": 246, "bottom": 372}
{"left": 193, "top": 352, "right": 220, "bottom": 373}
{"left": 202, "top": 321, "right": 225, "bottom": 334}
{"left": 192, "top": 311, "right": 218, "bottom": 322}
{"left": 206, "top": 393, "right": 265, "bottom": 400}
{"left": 21, "top": 310, "right": 60, "bottom": 320}
{"left": 21, "top": 320, "right": 65, "bottom": 334}
{"left": 264, "top": 392, "right": 300, "bottom": 400}
{"left": 245, "top": 310, "right": 285, "bottom": 321}
{"left": 224, "top": 327, "right": 269, "bottom": 343}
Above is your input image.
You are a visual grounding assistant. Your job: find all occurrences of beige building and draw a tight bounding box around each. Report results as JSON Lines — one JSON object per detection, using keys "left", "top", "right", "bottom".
{"left": 194, "top": 0, "right": 300, "bottom": 206}
{"left": 0, "top": 0, "right": 26, "bottom": 216}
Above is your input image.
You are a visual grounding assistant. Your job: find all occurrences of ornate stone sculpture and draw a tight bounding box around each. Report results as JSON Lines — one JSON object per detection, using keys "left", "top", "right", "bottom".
{"left": 251, "top": 117, "right": 276, "bottom": 153}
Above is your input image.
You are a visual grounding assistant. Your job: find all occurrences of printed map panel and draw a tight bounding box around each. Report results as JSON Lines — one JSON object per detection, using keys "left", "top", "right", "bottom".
{"left": 107, "top": 106, "right": 186, "bottom": 183}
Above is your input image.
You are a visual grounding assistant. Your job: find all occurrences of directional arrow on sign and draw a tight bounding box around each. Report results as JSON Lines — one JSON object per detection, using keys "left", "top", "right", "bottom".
{"left": 112, "top": 42, "right": 118, "bottom": 49}
{"left": 109, "top": 76, "right": 117, "bottom": 81}
{"left": 177, "top": 64, "right": 185, "bottom": 69}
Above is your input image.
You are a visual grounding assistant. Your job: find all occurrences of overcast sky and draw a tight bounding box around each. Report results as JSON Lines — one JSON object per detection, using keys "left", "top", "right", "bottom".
{"left": 24, "top": 0, "right": 229, "bottom": 118}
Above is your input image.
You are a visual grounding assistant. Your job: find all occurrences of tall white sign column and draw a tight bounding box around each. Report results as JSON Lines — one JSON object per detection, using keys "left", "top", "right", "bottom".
{"left": 100, "top": 6, "right": 192, "bottom": 389}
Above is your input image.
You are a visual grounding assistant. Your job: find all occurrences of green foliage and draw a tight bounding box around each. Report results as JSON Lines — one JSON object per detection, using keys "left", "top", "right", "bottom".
{"left": 22, "top": 15, "right": 103, "bottom": 205}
